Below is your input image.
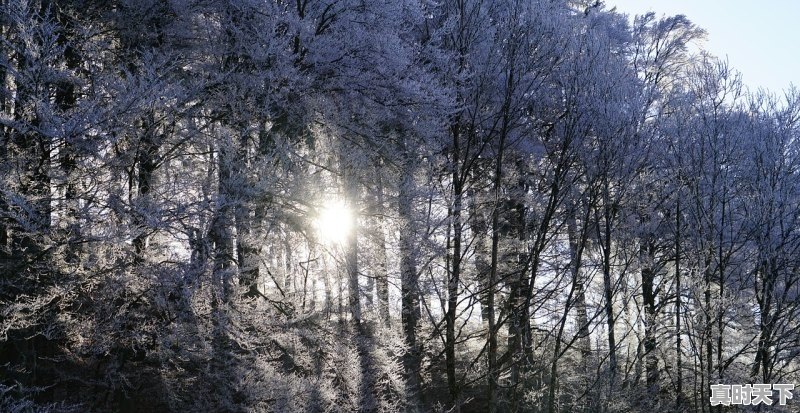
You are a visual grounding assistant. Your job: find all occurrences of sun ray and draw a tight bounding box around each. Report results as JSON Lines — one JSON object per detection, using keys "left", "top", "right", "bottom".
{"left": 315, "top": 200, "right": 354, "bottom": 244}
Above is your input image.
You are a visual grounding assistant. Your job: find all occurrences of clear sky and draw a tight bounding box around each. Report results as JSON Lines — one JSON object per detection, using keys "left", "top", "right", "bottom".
{"left": 607, "top": 0, "right": 799, "bottom": 94}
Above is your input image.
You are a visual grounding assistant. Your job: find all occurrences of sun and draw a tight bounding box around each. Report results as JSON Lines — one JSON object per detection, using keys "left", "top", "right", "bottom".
{"left": 315, "top": 200, "right": 354, "bottom": 244}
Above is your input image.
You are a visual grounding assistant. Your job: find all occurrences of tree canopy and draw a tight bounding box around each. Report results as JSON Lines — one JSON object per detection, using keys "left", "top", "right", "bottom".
{"left": 1, "top": 1, "right": 799, "bottom": 412}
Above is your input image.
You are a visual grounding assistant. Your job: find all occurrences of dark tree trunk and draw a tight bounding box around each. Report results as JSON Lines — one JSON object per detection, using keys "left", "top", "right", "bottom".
{"left": 236, "top": 136, "right": 262, "bottom": 299}
{"left": 398, "top": 153, "right": 423, "bottom": 411}
{"left": 375, "top": 172, "right": 390, "bottom": 326}
{"left": 468, "top": 187, "right": 491, "bottom": 328}
{"left": 132, "top": 126, "right": 159, "bottom": 261}
{"left": 446, "top": 140, "right": 463, "bottom": 404}
{"left": 675, "top": 198, "right": 683, "bottom": 409}
{"left": 640, "top": 240, "right": 659, "bottom": 390}
{"left": 343, "top": 163, "right": 361, "bottom": 325}
{"left": 597, "top": 192, "right": 618, "bottom": 380}
{"left": 210, "top": 139, "right": 236, "bottom": 305}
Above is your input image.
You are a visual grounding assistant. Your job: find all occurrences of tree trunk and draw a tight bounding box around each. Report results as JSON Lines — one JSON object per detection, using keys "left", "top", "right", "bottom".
{"left": 468, "top": 187, "right": 491, "bottom": 328}
{"left": 446, "top": 142, "right": 463, "bottom": 405}
{"left": 210, "top": 138, "right": 236, "bottom": 305}
{"left": 675, "top": 198, "right": 683, "bottom": 409}
{"left": 345, "top": 216, "right": 361, "bottom": 325}
{"left": 597, "top": 190, "right": 618, "bottom": 380}
{"left": 486, "top": 121, "right": 510, "bottom": 413}
{"left": 341, "top": 156, "right": 361, "bottom": 325}
{"left": 55, "top": 15, "right": 81, "bottom": 263}
{"left": 486, "top": 191, "right": 499, "bottom": 413}
{"left": 640, "top": 240, "right": 659, "bottom": 391}
{"left": 132, "top": 124, "right": 158, "bottom": 261}
{"left": 0, "top": 16, "right": 10, "bottom": 262}
{"left": 752, "top": 258, "right": 774, "bottom": 383}
{"left": 703, "top": 250, "right": 713, "bottom": 410}
{"left": 567, "top": 198, "right": 591, "bottom": 412}
{"left": 236, "top": 136, "right": 261, "bottom": 298}
{"left": 375, "top": 172, "right": 390, "bottom": 326}
{"left": 398, "top": 152, "right": 422, "bottom": 411}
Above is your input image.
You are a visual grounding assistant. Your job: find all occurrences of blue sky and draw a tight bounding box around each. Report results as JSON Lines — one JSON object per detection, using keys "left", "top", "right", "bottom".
{"left": 607, "top": 0, "right": 799, "bottom": 94}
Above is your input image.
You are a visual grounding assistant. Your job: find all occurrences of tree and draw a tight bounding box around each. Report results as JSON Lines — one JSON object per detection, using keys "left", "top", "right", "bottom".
{"left": 2, "top": 2, "right": 800, "bottom": 412}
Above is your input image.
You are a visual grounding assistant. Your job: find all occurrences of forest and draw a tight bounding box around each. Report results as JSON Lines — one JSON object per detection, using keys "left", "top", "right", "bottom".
{"left": 1, "top": 0, "right": 799, "bottom": 412}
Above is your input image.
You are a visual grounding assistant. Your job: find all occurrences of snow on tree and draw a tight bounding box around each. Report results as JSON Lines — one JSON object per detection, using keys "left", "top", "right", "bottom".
{"left": 1, "top": 1, "right": 799, "bottom": 412}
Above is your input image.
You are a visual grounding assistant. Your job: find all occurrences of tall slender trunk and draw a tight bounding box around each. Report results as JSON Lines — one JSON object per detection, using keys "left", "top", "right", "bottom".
{"left": 675, "top": 198, "right": 683, "bottom": 409}
{"left": 210, "top": 138, "right": 236, "bottom": 305}
{"left": 375, "top": 223, "right": 389, "bottom": 325}
{"left": 237, "top": 136, "right": 262, "bottom": 299}
{"left": 398, "top": 151, "right": 422, "bottom": 411}
{"left": 486, "top": 119, "right": 510, "bottom": 413}
{"left": 566, "top": 199, "right": 591, "bottom": 412}
{"left": 283, "top": 239, "right": 293, "bottom": 294}
{"left": 208, "top": 136, "right": 237, "bottom": 382}
{"left": 640, "top": 240, "right": 659, "bottom": 390}
{"left": 55, "top": 17, "right": 80, "bottom": 263}
{"left": 752, "top": 258, "right": 774, "bottom": 383}
{"left": 603, "top": 258, "right": 617, "bottom": 380}
{"left": 365, "top": 254, "right": 375, "bottom": 309}
{"left": 716, "top": 197, "right": 726, "bottom": 381}
{"left": 507, "top": 195, "right": 528, "bottom": 412}
{"left": 445, "top": 194, "right": 462, "bottom": 403}
{"left": 0, "top": 141, "right": 7, "bottom": 261}
{"left": 132, "top": 124, "right": 158, "bottom": 261}
{"left": 238, "top": 199, "right": 264, "bottom": 298}
{"left": 469, "top": 187, "right": 491, "bottom": 327}
{"left": 345, "top": 221, "right": 360, "bottom": 325}
{"left": 486, "top": 186, "right": 499, "bottom": 413}
{"left": 597, "top": 182, "right": 618, "bottom": 380}
{"left": 343, "top": 165, "right": 361, "bottom": 326}
{"left": 0, "top": 38, "right": 7, "bottom": 261}
{"left": 60, "top": 136, "right": 80, "bottom": 262}
{"left": 446, "top": 124, "right": 463, "bottom": 404}
{"left": 374, "top": 173, "right": 390, "bottom": 325}
{"left": 703, "top": 251, "right": 713, "bottom": 400}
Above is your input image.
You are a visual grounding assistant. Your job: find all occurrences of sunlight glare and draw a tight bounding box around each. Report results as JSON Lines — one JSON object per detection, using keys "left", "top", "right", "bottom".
{"left": 315, "top": 200, "right": 354, "bottom": 244}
